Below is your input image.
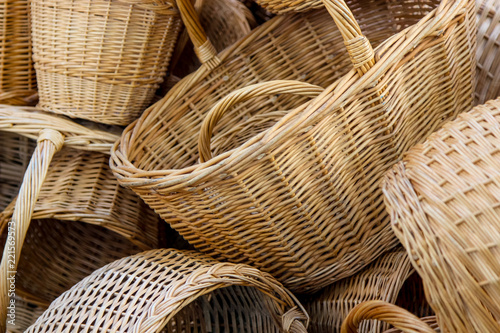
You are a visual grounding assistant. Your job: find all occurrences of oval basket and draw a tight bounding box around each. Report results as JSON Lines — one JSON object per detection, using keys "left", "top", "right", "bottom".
{"left": 382, "top": 98, "right": 500, "bottom": 332}
{"left": 26, "top": 248, "right": 309, "bottom": 333}
{"left": 111, "top": 0, "right": 476, "bottom": 293}
{"left": 30, "top": 0, "right": 183, "bottom": 125}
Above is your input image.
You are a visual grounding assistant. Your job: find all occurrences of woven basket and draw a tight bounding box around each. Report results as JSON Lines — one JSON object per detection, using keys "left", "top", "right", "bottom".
{"left": 0, "top": 218, "right": 143, "bottom": 308}
{"left": 341, "top": 301, "right": 439, "bottom": 333}
{"left": 0, "top": 106, "right": 162, "bottom": 332}
{"left": 476, "top": 0, "right": 500, "bottom": 105}
{"left": 304, "top": 249, "right": 431, "bottom": 333}
{"left": 30, "top": 0, "right": 183, "bottom": 125}
{"left": 112, "top": 0, "right": 476, "bottom": 293}
{"left": 382, "top": 98, "right": 500, "bottom": 332}
{"left": 26, "top": 248, "right": 309, "bottom": 332}
{"left": 0, "top": 0, "right": 37, "bottom": 106}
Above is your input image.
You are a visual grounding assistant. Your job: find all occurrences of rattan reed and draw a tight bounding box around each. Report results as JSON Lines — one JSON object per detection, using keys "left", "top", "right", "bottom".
{"left": 27, "top": 248, "right": 309, "bottom": 332}
{"left": 0, "top": 0, "right": 37, "bottom": 105}
{"left": 382, "top": 98, "right": 500, "bottom": 332}
{"left": 112, "top": 0, "right": 476, "bottom": 292}
{"left": 0, "top": 106, "right": 161, "bottom": 332}
{"left": 476, "top": 0, "right": 500, "bottom": 105}
{"left": 6, "top": 296, "right": 44, "bottom": 333}
{"left": 30, "top": 0, "right": 183, "bottom": 125}
{"left": 304, "top": 249, "right": 415, "bottom": 333}
{"left": 383, "top": 317, "right": 439, "bottom": 333}
{"left": 341, "top": 301, "right": 439, "bottom": 333}
{"left": 1, "top": 218, "right": 143, "bottom": 307}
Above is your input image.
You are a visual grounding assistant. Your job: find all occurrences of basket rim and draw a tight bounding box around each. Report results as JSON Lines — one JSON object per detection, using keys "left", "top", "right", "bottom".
{"left": 111, "top": 0, "right": 468, "bottom": 189}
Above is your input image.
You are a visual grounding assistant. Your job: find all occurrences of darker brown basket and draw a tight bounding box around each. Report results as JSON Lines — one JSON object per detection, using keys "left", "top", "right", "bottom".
{"left": 112, "top": 0, "right": 476, "bottom": 293}
{"left": 383, "top": 98, "right": 500, "bottom": 332}
{"left": 26, "top": 248, "right": 309, "bottom": 332}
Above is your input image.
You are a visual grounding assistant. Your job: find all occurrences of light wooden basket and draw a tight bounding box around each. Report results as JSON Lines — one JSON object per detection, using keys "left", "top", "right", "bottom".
{"left": 26, "top": 248, "right": 309, "bottom": 332}
{"left": 112, "top": 0, "right": 476, "bottom": 293}
{"left": 383, "top": 98, "right": 500, "bottom": 332}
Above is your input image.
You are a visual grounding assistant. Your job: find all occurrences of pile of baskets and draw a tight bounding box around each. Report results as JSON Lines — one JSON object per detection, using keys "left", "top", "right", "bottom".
{"left": 1, "top": 0, "right": 500, "bottom": 332}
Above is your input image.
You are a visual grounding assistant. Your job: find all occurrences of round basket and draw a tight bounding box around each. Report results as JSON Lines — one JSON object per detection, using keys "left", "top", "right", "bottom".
{"left": 0, "top": 0, "right": 37, "bottom": 105}
{"left": 112, "top": 0, "right": 476, "bottom": 293}
{"left": 30, "top": 0, "right": 182, "bottom": 125}
{"left": 304, "top": 249, "right": 432, "bottom": 333}
{"left": 382, "top": 98, "right": 500, "bottom": 332}
{"left": 26, "top": 248, "right": 309, "bottom": 332}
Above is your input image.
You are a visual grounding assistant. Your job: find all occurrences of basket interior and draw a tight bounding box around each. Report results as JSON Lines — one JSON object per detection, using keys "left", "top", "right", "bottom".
{"left": 129, "top": 0, "right": 441, "bottom": 174}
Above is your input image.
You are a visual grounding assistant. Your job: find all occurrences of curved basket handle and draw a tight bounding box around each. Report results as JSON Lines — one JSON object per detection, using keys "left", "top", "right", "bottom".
{"left": 137, "top": 262, "right": 309, "bottom": 332}
{"left": 176, "top": 0, "right": 221, "bottom": 70}
{"left": 340, "top": 301, "right": 437, "bottom": 333}
{"left": 198, "top": 80, "right": 324, "bottom": 162}
{"left": 0, "top": 129, "right": 64, "bottom": 333}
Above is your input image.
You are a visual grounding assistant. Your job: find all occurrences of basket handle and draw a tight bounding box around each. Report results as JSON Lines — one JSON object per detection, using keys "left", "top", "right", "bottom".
{"left": 198, "top": 80, "right": 324, "bottom": 162}
{"left": 0, "top": 129, "right": 64, "bottom": 333}
{"left": 340, "top": 301, "right": 437, "bottom": 333}
{"left": 176, "top": 0, "right": 221, "bottom": 70}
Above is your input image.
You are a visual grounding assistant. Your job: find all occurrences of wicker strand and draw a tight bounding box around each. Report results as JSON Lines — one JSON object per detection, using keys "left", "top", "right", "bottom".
{"left": 0, "top": 129, "right": 64, "bottom": 333}
{"left": 340, "top": 301, "right": 437, "bottom": 333}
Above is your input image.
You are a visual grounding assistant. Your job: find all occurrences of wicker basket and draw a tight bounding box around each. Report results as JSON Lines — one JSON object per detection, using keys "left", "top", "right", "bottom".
{"left": 340, "top": 301, "right": 439, "bottom": 333}
{"left": 0, "top": 106, "right": 162, "bottom": 332}
{"left": 382, "top": 98, "right": 500, "bottom": 332}
{"left": 0, "top": 0, "right": 37, "bottom": 105}
{"left": 112, "top": 0, "right": 476, "bottom": 293}
{"left": 304, "top": 249, "right": 432, "bottom": 333}
{"left": 26, "top": 248, "right": 309, "bottom": 332}
{"left": 476, "top": 0, "right": 500, "bottom": 105}
{"left": 0, "top": 218, "right": 143, "bottom": 308}
{"left": 30, "top": 0, "right": 183, "bottom": 125}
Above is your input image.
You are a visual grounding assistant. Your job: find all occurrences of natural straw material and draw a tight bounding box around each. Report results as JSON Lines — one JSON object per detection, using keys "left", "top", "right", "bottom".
{"left": 1, "top": 219, "right": 142, "bottom": 307}
{"left": 27, "top": 248, "right": 309, "bottom": 333}
{"left": 30, "top": 0, "right": 182, "bottom": 125}
{"left": 476, "top": 0, "right": 500, "bottom": 105}
{"left": 112, "top": 0, "right": 476, "bottom": 292}
{"left": 384, "top": 317, "right": 439, "bottom": 333}
{"left": 0, "top": 0, "right": 37, "bottom": 105}
{"left": 6, "top": 296, "right": 44, "bottom": 333}
{"left": 340, "top": 301, "right": 437, "bottom": 333}
{"left": 383, "top": 98, "right": 500, "bottom": 332}
{"left": 304, "top": 249, "right": 414, "bottom": 333}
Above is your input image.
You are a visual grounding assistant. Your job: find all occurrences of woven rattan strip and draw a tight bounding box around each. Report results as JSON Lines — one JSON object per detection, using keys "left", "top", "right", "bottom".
{"left": 304, "top": 249, "right": 414, "bottom": 333}
{"left": 31, "top": 0, "right": 182, "bottom": 125}
{"left": 383, "top": 98, "right": 500, "bottom": 332}
{"left": 6, "top": 296, "right": 44, "bottom": 333}
{"left": 27, "top": 248, "right": 309, "bottom": 332}
{"left": 0, "top": 0, "right": 37, "bottom": 105}
{"left": 112, "top": 0, "right": 476, "bottom": 293}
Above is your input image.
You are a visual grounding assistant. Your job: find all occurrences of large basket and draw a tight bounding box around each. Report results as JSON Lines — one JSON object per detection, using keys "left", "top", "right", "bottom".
{"left": 112, "top": 0, "right": 476, "bottom": 293}
{"left": 30, "top": 0, "right": 183, "bottom": 125}
{"left": 382, "top": 98, "right": 500, "bottom": 332}
{"left": 0, "top": 107, "right": 163, "bottom": 332}
{"left": 26, "top": 248, "right": 309, "bottom": 332}
{"left": 304, "top": 249, "right": 431, "bottom": 333}
{"left": 0, "top": 0, "right": 37, "bottom": 105}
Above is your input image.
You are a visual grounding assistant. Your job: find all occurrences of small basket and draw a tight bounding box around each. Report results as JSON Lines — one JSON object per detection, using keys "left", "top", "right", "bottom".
{"left": 383, "top": 98, "right": 500, "bottom": 332}
{"left": 340, "top": 301, "right": 439, "bottom": 333}
{"left": 30, "top": 0, "right": 183, "bottom": 125}
{"left": 26, "top": 248, "right": 309, "bottom": 332}
{"left": 304, "top": 249, "right": 430, "bottom": 333}
{"left": 112, "top": 0, "right": 476, "bottom": 292}
{"left": 0, "top": 0, "right": 37, "bottom": 105}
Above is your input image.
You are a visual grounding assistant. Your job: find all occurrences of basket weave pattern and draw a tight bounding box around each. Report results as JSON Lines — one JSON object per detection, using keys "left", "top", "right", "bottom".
{"left": 383, "top": 98, "right": 500, "bottom": 332}
{"left": 31, "top": 0, "right": 182, "bottom": 125}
